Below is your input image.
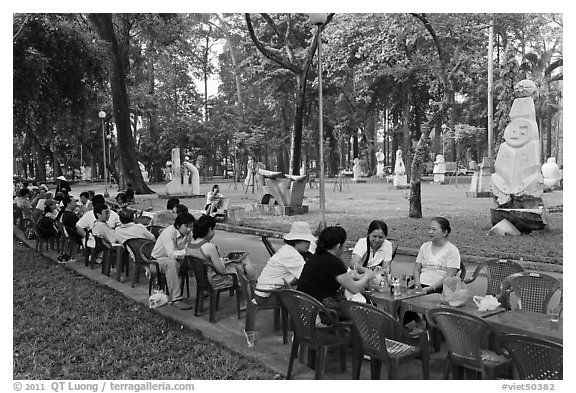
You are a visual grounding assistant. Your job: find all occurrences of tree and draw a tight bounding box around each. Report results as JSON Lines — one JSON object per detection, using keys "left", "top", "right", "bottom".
{"left": 244, "top": 13, "right": 334, "bottom": 174}
{"left": 88, "top": 13, "right": 153, "bottom": 194}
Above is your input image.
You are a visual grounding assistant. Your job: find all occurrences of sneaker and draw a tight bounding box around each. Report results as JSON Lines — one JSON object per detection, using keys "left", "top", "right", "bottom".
{"left": 172, "top": 300, "right": 193, "bottom": 310}
{"left": 363, "top": 355, "right": 371, "bottom": 361}
{"left": 95, "top": 257, "right": 103, "bottom": 264}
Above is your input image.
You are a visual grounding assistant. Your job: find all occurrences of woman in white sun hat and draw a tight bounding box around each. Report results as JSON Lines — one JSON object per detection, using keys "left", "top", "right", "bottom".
{"left": 55, "top": 175, "right": 71, "bottom": 196}
{"left": 255, "top": 221, "right": 316, "bottom": 306}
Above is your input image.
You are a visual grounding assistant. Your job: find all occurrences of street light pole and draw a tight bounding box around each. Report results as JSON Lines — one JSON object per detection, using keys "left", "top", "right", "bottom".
{"left": 98, "top": 111, "right": 108, "bottom": 197}
{"left": 309, "top": 13, "right": 328, "bottom": 231}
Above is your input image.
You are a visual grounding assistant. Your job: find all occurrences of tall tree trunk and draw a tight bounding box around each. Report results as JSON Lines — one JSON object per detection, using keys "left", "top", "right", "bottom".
{"left": 34, "top": 142, "right": 47, "bottom": 182}
{"left": 409, "top": 126, "right": 431, "bottom": 218}
{"left": 402, "top": 81, "right": 412, "bottom": 180}
{"left": 89, "top": 13, "right": 153, "bottom": 194}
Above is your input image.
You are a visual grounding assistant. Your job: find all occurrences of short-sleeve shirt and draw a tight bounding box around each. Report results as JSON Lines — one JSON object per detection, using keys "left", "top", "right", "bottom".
{"left": 352, "top": 237, "right": 393, "bottom": 269}
{"left": 297, "top": 252, "right": 348, "bottom": 302}
{"left": 256, "top": 244, "right": 306, "bottom": 297}
{"left": 416, "top": 241, "right": 461, "bottom": 286}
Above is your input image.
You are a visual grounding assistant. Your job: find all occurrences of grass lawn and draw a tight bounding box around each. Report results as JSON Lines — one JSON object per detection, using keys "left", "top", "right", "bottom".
{"left": 13, "top": 240, "right": 278, "bottom": 380}
{"left": 79, "top": 178, "right": 564, "bottom": 265}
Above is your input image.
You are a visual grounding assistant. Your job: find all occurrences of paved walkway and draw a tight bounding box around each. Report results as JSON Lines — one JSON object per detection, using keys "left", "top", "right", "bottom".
{"left": 14, "top": 223, "right": 562, "bottom": 380}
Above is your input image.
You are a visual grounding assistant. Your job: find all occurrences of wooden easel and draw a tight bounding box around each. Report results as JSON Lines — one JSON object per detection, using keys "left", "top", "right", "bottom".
{"left": 333, "top": 171, "right": 350, "bottom": 192}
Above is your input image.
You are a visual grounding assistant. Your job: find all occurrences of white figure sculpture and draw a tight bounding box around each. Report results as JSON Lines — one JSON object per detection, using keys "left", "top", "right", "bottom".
{"left": 376, "top": 149, "right": 385, "bottom": 178}
{"left": 353, "top": 158, "right": 362, "bottom": 180}
{"left": 183, "top": 158, "right": 200, "bottom": 195}
{"left": 244, "top": 156, "right": 255, "bottom": 187}
{"left": 491, "top": 79, "right": 543, "bottom": 206}
{"left": 163, "top": 148, "right": 200, "bottom": 196}
{"left": 542, "top": 157, "right": 561, "bottom": 191}
{"left": 393, "top": 149, "right": 408, "bottom": 187}
{"left": 165, "top": 160, "right": 172, "bottom": 181}
{"left": 138, "top": 161, "right": 149, "bottom": 183}
{"left": 433, "top": 154, "right": 446, "bottom": 183}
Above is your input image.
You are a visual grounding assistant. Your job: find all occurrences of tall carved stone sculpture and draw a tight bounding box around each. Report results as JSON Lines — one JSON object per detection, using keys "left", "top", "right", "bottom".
{"left": 163, "top": 148, "right": 200, "bottom": 197}
{"left": 375, "top": 149, "right": 385, "bottom": 179}
{"left": 352, "top": 158, "right": 362, "bottom": 180}
{"left": 542, "top": 157, "right": 561, "bottom": 191}
{"left": 393, "top": 149, "right": 408, "bottom": 188}
{"left": 433, "top": 154, "right": 446, "bottom": 184}
{"left": 490, "top": 79, "right": 545, "bottom": 232}
{"left": 244, "top": 156, "right": 255, "bottom": 187}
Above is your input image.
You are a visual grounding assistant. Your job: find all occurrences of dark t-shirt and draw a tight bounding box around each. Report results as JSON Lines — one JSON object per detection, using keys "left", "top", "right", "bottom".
{"left": 61, "top": 210, "right": 82, "bottom": 244}
{"left": 297, "top": 252, "right": 348, "bottom": 302}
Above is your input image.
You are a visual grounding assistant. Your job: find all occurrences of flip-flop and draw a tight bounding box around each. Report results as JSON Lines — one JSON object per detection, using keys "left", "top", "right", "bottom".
{"left": 172, "top": 300, "right": 193, "bottom": 310}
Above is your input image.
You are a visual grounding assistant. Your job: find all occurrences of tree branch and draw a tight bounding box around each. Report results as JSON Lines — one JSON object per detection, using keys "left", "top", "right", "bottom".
{"left": 245, "top": 13, "right": 301, "bottom": 74}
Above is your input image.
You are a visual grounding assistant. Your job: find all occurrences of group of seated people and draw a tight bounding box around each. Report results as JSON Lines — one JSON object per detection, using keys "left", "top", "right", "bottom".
{"left": 255, "top": 217, "right": 461, "bottom": 320}
{"left": 21, "top": 181, "right": 460, "bottom": 320}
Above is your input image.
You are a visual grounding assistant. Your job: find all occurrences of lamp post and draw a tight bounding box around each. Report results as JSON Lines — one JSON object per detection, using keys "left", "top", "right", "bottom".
{"left": 309, "top": 13, "right": 328, "bottom": 231}
{"left": 98, "top": 111, "right": 108, "bottom": 197}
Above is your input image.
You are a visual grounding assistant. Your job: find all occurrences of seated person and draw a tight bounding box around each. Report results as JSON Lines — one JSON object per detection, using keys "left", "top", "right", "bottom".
{"left": 149, "top": 197, "right": 179, "bottom": 228}
{"left": 413, "top": 217, "right": 460, "bottom": 294}
{"left": 14, "top": 188, "right": 32, "bottom": 220}
{"left": 297, "top": 226, "right": 374, "bottom": 313}
{"left": 77, "top": 191, "right": 92, "bottom": 216}
{"left": 37, "top": 202, "right": 59, "bottom": 240}
{"left": 205, "top": 185, "right": 224, "bottom": 216}
{"left": 124, "top": 183, "right": 135, "bottom": 203}
{"left": 114, "top": 192, "right": 129, "bottom": 211}
{"left": 151, "top": 212, "right": 196, "bottom": 310}
{"left": 91, "top": 204, "right": 118, "bottom": 247}
{"left": 77, "top": 195, "right": 120, "bottom": 263}
{"left": 350, "top": 220, "right": 394, "bottom": 271}
{"left": 174, "top": 204, "right": 191, "bottom": 218}
{"left": 59, "top": 197, "right": 87, "bottom": 263}
{"left": 114, "top": 208, "right": 155, "bottom": 246}
{"left": 187, "top": 215, "right": 257, "bottom": 287}
{"left": 255, "top": 222, "right": 316, "bottom": 306}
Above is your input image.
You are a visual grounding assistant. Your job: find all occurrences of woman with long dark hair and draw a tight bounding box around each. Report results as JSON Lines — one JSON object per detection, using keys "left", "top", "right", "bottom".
{"left": 350, "top": 220, "right": 394, "bottom": 271}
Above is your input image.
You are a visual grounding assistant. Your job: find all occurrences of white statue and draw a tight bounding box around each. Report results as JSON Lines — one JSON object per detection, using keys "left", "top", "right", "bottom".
{"left": 393, "top": 149, "right": 408, "bottom": 187}
{"left": 542, "top": 157, "right": 561, "bottom": 191}
{"left": 163, "top": 148, "right": 200, "bottom": 196}
{"left": 376, "top": 149, "right": 385, "bottom": 178}
{"left": 183, "top": 157, "right": 200, "bottom": 195}
{"left": 138, "top": 161, "right": 149, "bottom": 183}
{"left": 352, "top": 158, "right": 362, "bottom": 180}
{"left": 433, "top": 154, "right": 446, "bottom": 183}
{"left": 244, "top": 156, "right": 255, "bottom": 187}
{"left": 491, "top": 80, "right": 544, "bottom": 206}
{"left": 165, "top": 160, "right": 172, "bottom": 181}
{"left": 394, "top": 149, "right": 405, "bottom": 176}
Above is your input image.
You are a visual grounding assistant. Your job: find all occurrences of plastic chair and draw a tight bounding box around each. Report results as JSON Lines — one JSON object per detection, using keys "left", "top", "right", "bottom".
{"left": 500, "top": 272, "right": 561, "bottom": 314}
{"left": 140, "top": 241, "right": 190, "bottom": 298}
{"left": 464, "top": 259, "right": 524, "bottom": 304}
{"left": 261, "top": 236, "right": 277, "bottom": 257}
{"left": 495, "top": 334, "right": 563, "bottom": 380}
{"left": 426, "top": 307, "right": 511, "bottom": 379}
{"left": 236, "top": 266, "right": 288, "bottom": 344}
{"left": 342, "top": 300, "right": 429, "bottom": 379}
{"left": 134, "top": 215, "right": 152, "bottom": 226}
{"left": 34, "top": 217, "right": 58, "bottom": 252}
{"left": 149, "top": 225, "right": 165, "bottom": 239}
{"left": 124, "top": 238, "right": 164, "bottom": 295}
{"left": 277, "top": 289, "right": 350, "bottom": 380}
{"left": 13, "top": 204, "right": 24, "bottom": 229}
{"left": 187, "top": 255, "right": 241, "bottom": 323}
